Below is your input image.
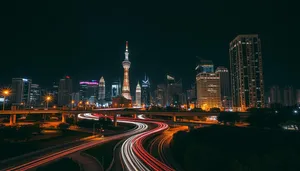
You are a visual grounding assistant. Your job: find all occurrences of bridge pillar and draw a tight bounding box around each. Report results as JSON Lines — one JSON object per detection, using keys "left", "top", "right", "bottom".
{"left": 173, "top": 115, "right": 177, "bottom": 122}
{"left": 133, "top": 114, "right": 137, "bottom": 119}
{"left": 113, "top": 114, "right": 117, "bottom": 127}
{"left": 9, "top": 114, "right": 16, "bottom": 125}
{"left": 62, "top": 113, "right": 66, "bottom": 123}
{"left": 74, "top": 114, "right": 78, "bottom": 124}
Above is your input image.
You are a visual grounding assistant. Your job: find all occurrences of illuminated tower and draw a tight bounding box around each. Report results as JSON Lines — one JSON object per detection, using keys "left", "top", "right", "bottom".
{"left": 136, "top": 82, "right": 141, "bottom": 107}
{"left": 98, "top": 76, "right": 105, "bottom": 102}
{"left": 122, "top": 41, "right": 131, "bottom": 100}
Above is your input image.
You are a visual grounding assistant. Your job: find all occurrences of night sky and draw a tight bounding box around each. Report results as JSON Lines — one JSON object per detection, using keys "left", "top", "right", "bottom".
{"left": 0, "top": 0, "right": 292, "bottom": 90}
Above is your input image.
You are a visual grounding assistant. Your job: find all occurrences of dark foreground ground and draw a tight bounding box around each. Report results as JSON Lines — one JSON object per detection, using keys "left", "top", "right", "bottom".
{"left": 170, "top": 125, "right": 300, "bottom": 171}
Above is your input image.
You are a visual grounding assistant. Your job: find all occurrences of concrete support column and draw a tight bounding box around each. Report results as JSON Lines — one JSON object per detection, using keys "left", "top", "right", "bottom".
{"left": 43, "top": 114, "right": 46, "bottom": 121}
{"left": 173, "top": 115, "right": 177, "bottom": 122}
{"left": 13, "top": 114, "right": 16, "bottom": 124}
{"left": 74, "top": 114, "right": 78, "bottom": 124}
{"left": 62, "top": 113, "right": 66, "bottom": 123}
{"left": 114, "top": 114, "right": 117, "bottom": 127}
{"left": 133, "top": 114, "right": 137, "bottom": 119}
{"left": 10, "top": 115, "right": 14, "bottom": 125}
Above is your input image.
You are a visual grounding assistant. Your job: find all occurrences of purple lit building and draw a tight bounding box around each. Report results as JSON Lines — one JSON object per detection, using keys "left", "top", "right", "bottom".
{"left": 79, "top": 80, "right": 98, "bottom": 104}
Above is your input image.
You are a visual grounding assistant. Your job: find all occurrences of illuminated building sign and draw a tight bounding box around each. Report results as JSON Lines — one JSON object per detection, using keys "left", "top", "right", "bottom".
{"left": 79, "top": 82, "right": 99, "bottom": 85}
{"left": 22, "top": 79, "right": 28, "bottom": 82}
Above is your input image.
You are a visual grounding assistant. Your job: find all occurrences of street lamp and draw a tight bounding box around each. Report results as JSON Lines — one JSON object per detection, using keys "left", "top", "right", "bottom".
{"left": 1, "top": 89, "right": 10, "bottom": 111}
{"left": 46, "top": 96, "right": 51, "bottom": 109}
{"left": 71, "top": 100, "right": 75, "bottom": 110}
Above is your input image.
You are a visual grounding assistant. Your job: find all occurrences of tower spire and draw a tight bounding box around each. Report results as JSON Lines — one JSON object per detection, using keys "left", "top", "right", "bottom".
{"left": 126, "top": 41, "right": 128, "bottom": 52}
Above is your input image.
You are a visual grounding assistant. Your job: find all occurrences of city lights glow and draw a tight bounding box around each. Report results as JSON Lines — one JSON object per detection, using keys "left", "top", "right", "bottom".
{"left": 79, "top": 81, "right": 99, "bottom": 85}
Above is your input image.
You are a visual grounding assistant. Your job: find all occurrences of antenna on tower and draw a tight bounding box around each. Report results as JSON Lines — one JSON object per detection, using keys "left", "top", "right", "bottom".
{"left": 126, "top": 41, "right": 128, "bottom": 52}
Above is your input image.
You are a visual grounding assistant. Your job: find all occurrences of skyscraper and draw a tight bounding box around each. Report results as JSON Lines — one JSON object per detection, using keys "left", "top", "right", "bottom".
{"left": 29, "top": 84, "right": 41, "bottom": 106}
{"left": 136, "top": 82, "right": 141, "bottom": 107}
{"left": 195, "top": 59, "right": 214, "bottom": 74}
{"left": 122, "top": 41, "right": 131, "bottom": 100}
{"left": 269, "top": 85, "right": 281, "bottom": 105}
{"left": 297, "top": 89, "right": 300, "bottom": 106}
{"left": 154, "top": 84, "right": 166, "bottom": 107}
{"left": 196, "top": 73, "right": 221, "bottom": 110}
{"left": 11, "top": 78, "right": 32, "bottom": 105}
{"left": 141, "top": 74, "right": 151, "bottom": 107}
{"left": 79, "top": 81, "right": 98, "bottom": 104}
{"left": 166, "top": 75, "right": 183, "bottom": 107}
{"left": 283, "top": 86, "right": 295, "bottom": 107}
{"left": 98, "top": 76, "right": 105, "bottom": 103}
{"left": 58, "top": 76, "right": 72, "bottom": 106}
{"left": 229, "top": 34, "right": 265, "bottom": 111}
{"left": 111, "top": 78, "right": 121, "bottom": 98}
{"left": 215, "top": 67, "right": 231, "bottom": 109}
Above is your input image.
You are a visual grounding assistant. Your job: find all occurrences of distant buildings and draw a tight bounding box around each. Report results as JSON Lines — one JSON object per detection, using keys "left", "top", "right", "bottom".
{"left": 11, "top": 78, "right": 32, "bottom": 105}
{"left": 58, "top": 76, "right": 72, "bottom": 106}
{"left": 269, "top": 86, "right": 281, "bottom": 105}
{"left": 98, "top": 77, "right": 105, "bottom": 104}
{"left": 229, "top": 34, "right": 264, "bottom": 111}
{"left": 283, "top": 86, "right": 295, "bottom": 107}
{"left": 297, "top": 90, "right": 300, "bottom": 106}
{"left": 141, "top": 75, "right": 151, "bottom": 107}
{"left": 135, "top": 82, "right": 141, "bottom": 107}
{"left": 122, "top": 41, "right": 131, "bottom": 100}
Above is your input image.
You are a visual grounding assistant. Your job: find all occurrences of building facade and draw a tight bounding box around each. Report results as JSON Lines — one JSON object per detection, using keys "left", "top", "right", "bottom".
{"left": 122, "top": 41, "right": 131, "bottom": 100}
{"left": 154, "top": 84, "right": 166, "bottom": 107}
{"left": 135, "top": 82, "right": 141, "bottom": 107}
{"left": 11, "top": 78, "right": 32, "bottom": 105}
{"left": 215, "top": 66, "right": 231, "bottom": 109}
{"left": 166, "top": 75, "right": 183, "bottom": 107}
{"left": 58, "top": 76, "right": 72, "bottom": 106}
{"left": 229, "top": 34, "right": 265, "bottom": 111}
{"left": 196, "top": 73, "right": 221, "bottom": 110}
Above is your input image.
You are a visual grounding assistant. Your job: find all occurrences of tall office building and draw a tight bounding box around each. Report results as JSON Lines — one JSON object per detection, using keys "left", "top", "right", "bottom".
{"left": 11, "top": 78, "right": 32, "bottom": 105}
{"left": 58, "top": 76, "right": 72, "bottom": 106}
{"left": 154, "top": 84, "right": 166, "bottom": 107}
{"left": 229, "top": 34, "right": 265, "bottom": 111}
{"left": 269, "top": 85, "right": 281, "bottom": 105}
{"left": 141, "top": 74, "right": 151, "bottom": 106}
{"left": 98, "top": 77, "right": 105, "bottom": 103}
{"left": 111, "top": 78, "right": 121, "bottom": 98}
{"left": 51, "top": 82, "right": 59, "bottom": 104}
{"left": 135, "top": 82, "right": 141, "bottom": 107}
{"left": 215, "top": 67, "right": 231, "bottom": 109}
{"left": 166, "top": 75, "right": 183, "bottom": 106}
{"left": 196, "top": 73, "right": 221, "bottom": 110}
{"left": 79, "top": 80, "right": 98, "bottom": 104}
{"left": 283, "top": 86, "right": 295, "bottom": 107}
{"left": 122, "top": 41, "right": 131, "bottom": 100}
{"left": 29, "top": 84, "right": 41, "bottom": 106}
{"left": 195, "top": 59, "right": 214, "bottom": 74}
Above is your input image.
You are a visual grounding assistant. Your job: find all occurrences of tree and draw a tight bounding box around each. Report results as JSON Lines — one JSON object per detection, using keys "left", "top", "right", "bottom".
{"left": 217, "top": 112, "right": 240, "bottom": 125}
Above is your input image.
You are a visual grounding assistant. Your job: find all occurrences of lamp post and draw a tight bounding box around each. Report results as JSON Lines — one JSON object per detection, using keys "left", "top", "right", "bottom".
{"left": 2, "top": 89, "right": 10, "bottom": 111}
{"left": 46, "top": 96, "right": 51, "bottom": 109}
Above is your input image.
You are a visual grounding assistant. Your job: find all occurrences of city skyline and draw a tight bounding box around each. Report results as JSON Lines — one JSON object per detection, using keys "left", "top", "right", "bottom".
{"left": 0, "top": 0, "right": 293, "bottom": 90}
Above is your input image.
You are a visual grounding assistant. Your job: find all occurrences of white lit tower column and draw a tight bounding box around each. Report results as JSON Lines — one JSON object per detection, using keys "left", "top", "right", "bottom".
{"left": 122, "top": 41, "right": 131, "bottom": 100}
{"left": 136, "top": 82, "right": 141, "bottom": 107}
{"left": 98, "top": 76, "right": 105, "bottom": 103}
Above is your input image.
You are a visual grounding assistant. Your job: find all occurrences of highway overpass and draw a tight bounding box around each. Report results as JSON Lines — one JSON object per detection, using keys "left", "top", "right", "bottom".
{"left": 0, "top": 108, "right": 250, "bottom": 125}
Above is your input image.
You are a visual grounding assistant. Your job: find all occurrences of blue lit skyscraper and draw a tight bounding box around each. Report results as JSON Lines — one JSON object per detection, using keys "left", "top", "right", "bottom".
{"left": 141, "top": 74, "right": 151, "bottom": 106}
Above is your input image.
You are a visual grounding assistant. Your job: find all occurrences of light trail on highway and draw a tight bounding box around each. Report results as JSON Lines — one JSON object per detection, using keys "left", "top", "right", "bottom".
{"left": 2, "top": 115, "right": 148, "bottom": 171}
{"left": 120, "top": 120, "right": 176, "bottom": 171}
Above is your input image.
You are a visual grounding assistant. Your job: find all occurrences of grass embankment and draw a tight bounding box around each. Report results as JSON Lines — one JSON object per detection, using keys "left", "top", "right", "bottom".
{"left": 0, "top": 130, "right": 91, "bottom": 160}
{"left": 36, "top": 157, "right": 81, "bottom": 171}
